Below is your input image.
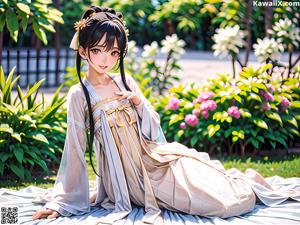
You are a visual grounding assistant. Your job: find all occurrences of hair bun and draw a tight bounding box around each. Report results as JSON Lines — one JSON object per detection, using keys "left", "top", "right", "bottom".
{"left": 116, "top": 12, "right": 123, "bottom": 20}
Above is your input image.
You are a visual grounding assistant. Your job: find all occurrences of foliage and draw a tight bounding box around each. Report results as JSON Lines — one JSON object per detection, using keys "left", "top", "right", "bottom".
{"left": 0, "top": 0, "right": 64, "bottom": 44}
{"left": 100, "top": 0, "right": 160, "bottom": 46}
{"left": 155, "top": 64, "right": 300, "bottom": 156}
{"left": 125, "top": 34, "right": 185, "bottom": 96}
{"left": 0, "top": 66, "right": 67, "bottom": 180}
{"left": 58, "top": 0, "right": 93, "bottom": 46}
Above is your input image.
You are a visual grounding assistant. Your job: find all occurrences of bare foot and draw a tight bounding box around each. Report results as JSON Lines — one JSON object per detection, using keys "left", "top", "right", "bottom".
{"left": 245, "top": 168, "right": 274, "bottom": 190}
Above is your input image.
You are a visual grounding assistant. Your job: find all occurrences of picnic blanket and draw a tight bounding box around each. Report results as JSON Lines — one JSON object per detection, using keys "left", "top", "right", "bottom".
{"left": 0, "top": 175, "right": 300, "bottom": 224}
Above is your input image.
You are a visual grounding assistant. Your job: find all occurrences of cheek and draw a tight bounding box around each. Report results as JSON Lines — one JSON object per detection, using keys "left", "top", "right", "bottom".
{"left": 108, "top": 56, "right": 119, "bottom": 65}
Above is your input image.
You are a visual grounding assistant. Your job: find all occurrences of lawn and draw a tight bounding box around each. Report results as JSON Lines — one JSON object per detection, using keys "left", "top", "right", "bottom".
{"left": 0, "top": 153, "right": 299, "bottom": 190}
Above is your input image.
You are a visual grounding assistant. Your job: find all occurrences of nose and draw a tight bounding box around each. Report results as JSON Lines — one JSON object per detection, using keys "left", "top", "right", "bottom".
{"left": 99, "top": 52, "right": 108, "bottom": 63}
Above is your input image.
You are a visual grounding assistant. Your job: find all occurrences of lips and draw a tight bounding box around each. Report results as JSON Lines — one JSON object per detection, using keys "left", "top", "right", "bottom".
{"left": 99, "top": 65, "right": 108, "bottom": 69}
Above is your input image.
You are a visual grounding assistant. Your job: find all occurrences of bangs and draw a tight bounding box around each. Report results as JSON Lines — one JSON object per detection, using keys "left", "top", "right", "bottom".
{"left": 86, "top": 20, "right": 126, "bottom": 53}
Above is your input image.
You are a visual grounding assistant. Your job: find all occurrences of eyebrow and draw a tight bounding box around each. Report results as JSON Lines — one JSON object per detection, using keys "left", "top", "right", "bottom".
{"left": 93, "top": 45, "right": 119, "bottom": 50}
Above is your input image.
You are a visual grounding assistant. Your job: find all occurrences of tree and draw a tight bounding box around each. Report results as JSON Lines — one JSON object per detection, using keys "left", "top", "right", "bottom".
{"left": 0, "top": 0, "right": 64, "bottom": 63}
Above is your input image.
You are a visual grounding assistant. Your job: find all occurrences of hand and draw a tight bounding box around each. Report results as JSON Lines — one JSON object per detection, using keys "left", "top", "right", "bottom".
{"left": 115, "top": 91, "right": 141, "bottom": 106}
{"left": 32, "top": 208, "right": 60, "bottom": 220}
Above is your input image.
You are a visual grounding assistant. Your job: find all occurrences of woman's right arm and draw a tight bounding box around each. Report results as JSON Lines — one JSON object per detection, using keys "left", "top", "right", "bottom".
{"left": 32, "top": 85, "right": 90, "bottom": 220}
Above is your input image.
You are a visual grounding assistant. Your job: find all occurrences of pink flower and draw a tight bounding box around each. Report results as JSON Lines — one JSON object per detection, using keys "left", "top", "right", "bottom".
{"left": 167, "top": 97, "right": 180, "bottom": 110}
{"left": 198, "top": 92, "right": 215, "bottom": 102}
{"left": 201, "top": 110, "right": 209, "bottom": 119}
{"left": 267, "top": 84, "right": 275, "bottom": 93}
{"left": 192, "top": 109, "right": 199, "bottom": 116}
{"left": 180, "top": 122, "right": 186, "bottom": 129}
{"left": 200, "top": 100, "right": 217, "bottom": 111}
{"left": 262, "top": 103, "right": 271, "bottom": 111}
{"left": 184, "top": 114, "right": 199, "bottom": 127}
{"left": 263, "top": 92, "right": 274, "bottom": 102}
{"left": 227, "top": 106, "right": 241, "bottom": 119}
{"left": 192, "top": 98, "right": 199, "bottom": 105}
{"left": 280, "top": 97, "right": 291, "bottom": 107}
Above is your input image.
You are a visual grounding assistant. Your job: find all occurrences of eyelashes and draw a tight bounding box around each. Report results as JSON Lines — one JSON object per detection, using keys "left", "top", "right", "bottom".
{"left": 91, "top": 48, "right": 120, "bottom": 57}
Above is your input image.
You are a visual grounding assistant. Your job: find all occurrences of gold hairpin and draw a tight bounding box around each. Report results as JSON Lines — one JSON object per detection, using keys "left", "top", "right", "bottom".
{"left": 74, "top": 18, "right": 87, "bottom": 31}
{"left": 74, "top": 12, "right": 96, "bottom": 31}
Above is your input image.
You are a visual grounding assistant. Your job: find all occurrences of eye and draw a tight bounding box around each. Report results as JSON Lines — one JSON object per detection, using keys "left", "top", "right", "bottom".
{"left": 91, "top": 49, "right": 101, "bottom": 54}
{"left": 112, "top": 51, "right": 120, "bottom": 57}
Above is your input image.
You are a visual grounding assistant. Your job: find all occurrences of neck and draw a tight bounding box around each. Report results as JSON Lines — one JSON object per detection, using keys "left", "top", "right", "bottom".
{"left": 85, "top": 65, "right": 108, "bottom": 85}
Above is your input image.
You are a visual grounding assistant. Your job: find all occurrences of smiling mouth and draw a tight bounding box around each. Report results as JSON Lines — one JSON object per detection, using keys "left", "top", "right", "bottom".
{"left": 99, "top": 65, "right": 108, "bottom": 69}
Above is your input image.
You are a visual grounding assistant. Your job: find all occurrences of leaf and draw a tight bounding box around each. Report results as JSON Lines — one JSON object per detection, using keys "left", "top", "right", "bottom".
{"left": 291, "top": 101, "right": 300, "bottom": 108}
{"left": 270, "top": 141, "right": 276, "bottom": 149}
{"left": 16, "top": 3, "right": 30, "bottom": 14}
{"left": 265, "top": 111, "right": 282, "bottom": 126}
{"left": 22, "top": 79, "right": 45, "bottom": 101}
{"left": 177, "top": 130, "right": 184, "bottom": 138}
{"left": 13, "top": 148, "right": 24, "bottom": 164}
{"left": 253, "top": 119, "right": 268, "bottom": 129}
{"left": 251, "top": 139, "right": 259, "bottom": 148}
{"left": 285, "top": 117, "right": 298, "bottom": 129}
{"left": 0, "top": 13, "right": 6, "bottom": 31}
{"left": 32, "top": 20, "right": 48, "bottom": 45}
{"left": 6, "top": 9, "right": 18, "bottom": 42}
{"left": 34, "top": 159, "right": 49, "bottom": 173}
{"left": 232, "top": 136, "right": 239, "bottom": 143}
{"left": 247, "top": 93, "right": 262, "bottom": 102}
{"left": 208, "top": 124, "right": 220, "bottom": 137}
{"left": 191, "top": 136, "right": 198, "bottom": 147}
{"left": 11, "top": 133, "right": 21, "bottom": 142}
{"left": 257, "top": 136, "right": 265, "bottom": 143}
{"left": 169, "top": 114, "right": 183, "bottom": 125}
{"left": 31, "top": 133, "right": 49, "bottom": 144}
{"left": 10, "top": 164, "right": 24, "bottom": 180}
{"left": 3, "top": 66, "right": 16, "bottom": 99}
{"left": 0, "top": 124, "right": 13, "bottom": 134}
{"left": 287, "top": 128, "right": 300, "bottom": 137}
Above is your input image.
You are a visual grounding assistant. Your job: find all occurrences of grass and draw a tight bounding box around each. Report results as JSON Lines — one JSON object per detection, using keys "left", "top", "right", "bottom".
{"left": 1, "top": 153, "right": 299, "bottom": 190}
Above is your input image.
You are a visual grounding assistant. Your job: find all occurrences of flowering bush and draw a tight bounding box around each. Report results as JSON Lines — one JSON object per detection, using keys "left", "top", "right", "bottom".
{"left": 155, "top": 64, "right": 300, "bottom": 156}
{"left": 253, "top": 38, "right": 284, "bottom": 62}
{"left": 212, "top": 25, "right": 245, "bottom": 58}
{"left": 125, "top": 34, "right": 185, "bottom": 95}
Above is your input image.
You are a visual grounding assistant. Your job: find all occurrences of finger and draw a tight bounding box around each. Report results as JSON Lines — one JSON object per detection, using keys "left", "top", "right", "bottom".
{"left": 32, "top": 209, "right": 52, "bottom": 220}
{"left": 119, "top": 92, "right": 132, "bottom": 100}
{"left": 127, "top": 93, "right": 136, "bottom": 99}
{"left": 47, "top": 211, "right": 60, "bottom": 219}
{"left": 115, "top": 91, "right": 127, "bottom": 95}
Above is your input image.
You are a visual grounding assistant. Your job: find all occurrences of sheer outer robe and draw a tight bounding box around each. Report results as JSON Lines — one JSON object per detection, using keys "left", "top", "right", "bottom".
{"left": 41, "top": 74, "right": 168, "bottom": 223}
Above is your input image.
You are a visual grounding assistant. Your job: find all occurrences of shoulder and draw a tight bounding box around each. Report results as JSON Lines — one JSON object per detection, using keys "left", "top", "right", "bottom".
{"left": 67, "top": 83, "right": 86, "bottom": 107}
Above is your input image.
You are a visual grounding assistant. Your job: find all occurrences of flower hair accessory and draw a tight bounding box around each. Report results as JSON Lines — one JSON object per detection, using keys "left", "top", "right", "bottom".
{"left": 69, "top": 12, "right": 129, "bottom": 50}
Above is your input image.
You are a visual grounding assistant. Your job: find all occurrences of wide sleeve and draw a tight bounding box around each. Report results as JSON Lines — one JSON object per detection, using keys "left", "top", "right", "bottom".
{"left": 43, "top": 86, "right": 90, "bottom": 216}
{"left": 125, "top": 74, "right": 166, "bottom": 143}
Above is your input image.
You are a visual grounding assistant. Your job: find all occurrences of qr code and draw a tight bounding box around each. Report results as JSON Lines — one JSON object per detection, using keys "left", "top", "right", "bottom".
{"left": 0, "top": 207, "right": 19, "bottom": 225}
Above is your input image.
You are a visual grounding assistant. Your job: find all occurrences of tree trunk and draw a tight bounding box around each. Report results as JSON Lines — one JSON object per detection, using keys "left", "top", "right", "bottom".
{"left": 264, "top": 4, "right": 273, "bottom": 38}
{"left": 0, "top": 30, "right": 3, "bottom": 65}
{"left": 54, "top": 0, "right": 61, "bottom": 86}
{"left": 164, "top": 19, "right": 175, "bottom": 35}
{"left": 244, "top": 0, "right": 252, "bottom": 67}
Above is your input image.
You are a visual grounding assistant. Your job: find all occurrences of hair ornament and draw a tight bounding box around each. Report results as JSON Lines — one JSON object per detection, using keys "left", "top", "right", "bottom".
{"left": 69, "top": 11, "right": 128, "bottom": 50}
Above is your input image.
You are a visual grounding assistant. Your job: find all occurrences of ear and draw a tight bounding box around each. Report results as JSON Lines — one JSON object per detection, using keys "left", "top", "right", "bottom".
{"left": 78, "top": 46, "right": 87, "bottom": 60}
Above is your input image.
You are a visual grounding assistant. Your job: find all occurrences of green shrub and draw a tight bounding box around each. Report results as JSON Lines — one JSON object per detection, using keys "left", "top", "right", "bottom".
{"left": 0, "top": 66, "right": 67, "bottom": 180}
{"left": 155, "top": 64, "right": 300, "bottom": 156}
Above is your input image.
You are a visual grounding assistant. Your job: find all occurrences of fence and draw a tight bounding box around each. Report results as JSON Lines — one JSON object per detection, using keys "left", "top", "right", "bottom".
{"left": 1, "top": 48, "right": 76, "bottom": 88}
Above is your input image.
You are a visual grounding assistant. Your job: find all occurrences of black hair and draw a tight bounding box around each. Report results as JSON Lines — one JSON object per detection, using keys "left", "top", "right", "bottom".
{"left": 75, "top": 6, "right": 132, "bottom": 178}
